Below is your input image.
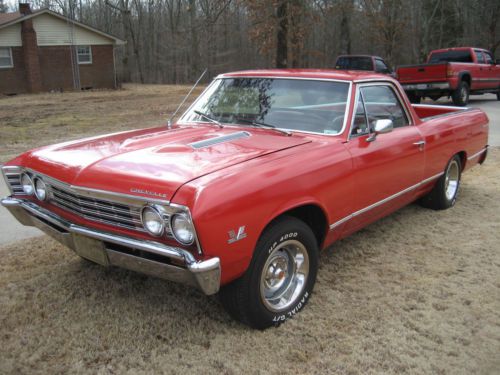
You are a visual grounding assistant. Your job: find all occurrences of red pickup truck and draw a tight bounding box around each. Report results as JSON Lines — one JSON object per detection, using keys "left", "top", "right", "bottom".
{"left": 397, "top": 47, "right": 500, "bottom": 105}
{"left": 2, "top": 70, "right": 489, "bottom": 329}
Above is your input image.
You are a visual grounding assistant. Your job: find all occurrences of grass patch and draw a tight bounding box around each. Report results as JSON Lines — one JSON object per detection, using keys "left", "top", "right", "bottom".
{"left": 0, "top": 84, "right": 204, "bottom": 163}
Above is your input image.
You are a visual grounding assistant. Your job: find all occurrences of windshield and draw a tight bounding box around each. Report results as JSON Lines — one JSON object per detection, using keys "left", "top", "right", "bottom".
{"left": 335, "top": 56, "right": 373, "bottom": 71}
{"left": 428, "top": 50, "right": 473, "bottom": 63}
{"left": 180, "top": 78, "right": 350, "bottom": 135}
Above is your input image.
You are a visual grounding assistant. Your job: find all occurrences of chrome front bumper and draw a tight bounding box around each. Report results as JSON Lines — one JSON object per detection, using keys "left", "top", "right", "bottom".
{"left": 1, "top": 197, "right": 220, "bottom": 295}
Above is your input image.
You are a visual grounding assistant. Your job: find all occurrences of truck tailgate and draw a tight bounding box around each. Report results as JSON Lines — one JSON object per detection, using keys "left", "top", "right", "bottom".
{"left": 397, "top": 63, "right": 448, "bottom": 83}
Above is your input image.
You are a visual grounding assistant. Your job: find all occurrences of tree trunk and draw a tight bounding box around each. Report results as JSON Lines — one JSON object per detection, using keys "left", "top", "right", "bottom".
{"left": 276, "top": 1, "right": 288, "bottom": 68}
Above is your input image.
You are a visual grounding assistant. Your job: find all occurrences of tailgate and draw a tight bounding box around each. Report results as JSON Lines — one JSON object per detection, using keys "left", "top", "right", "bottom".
{"left": 397, "top": 63, "right": 448, "bottom": 83}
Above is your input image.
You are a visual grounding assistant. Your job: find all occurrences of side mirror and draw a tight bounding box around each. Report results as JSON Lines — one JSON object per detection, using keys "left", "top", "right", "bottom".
{"left": 367, "top": 119, "right": 393, "bottom": 142}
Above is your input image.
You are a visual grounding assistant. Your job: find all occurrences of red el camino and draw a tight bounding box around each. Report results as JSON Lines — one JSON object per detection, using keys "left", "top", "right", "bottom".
{"left": 1, "top": 70, "right": 489, "bottom": 329}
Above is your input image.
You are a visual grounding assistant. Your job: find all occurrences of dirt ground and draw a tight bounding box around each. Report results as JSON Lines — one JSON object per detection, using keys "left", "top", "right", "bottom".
{"left": 0, "top": 142, "right": 499, "bottom": 374}
{"left": 0, "top": 84, "right": 204, "bottom": 163}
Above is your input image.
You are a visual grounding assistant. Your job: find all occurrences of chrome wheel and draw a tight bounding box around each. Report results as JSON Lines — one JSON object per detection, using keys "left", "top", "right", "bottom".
{"left": 460, "top": 86, "right": 467, "bottom": 103}
{"left": 260, "top": 240, "right": 309, "bottom": 312}
{"left": 445, "top": 159, "right": 460, "bottom": 200}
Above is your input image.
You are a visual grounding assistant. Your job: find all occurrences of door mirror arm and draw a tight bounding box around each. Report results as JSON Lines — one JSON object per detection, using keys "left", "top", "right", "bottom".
{"left": 366, "top": 119, "right": 394, "bottom": 142}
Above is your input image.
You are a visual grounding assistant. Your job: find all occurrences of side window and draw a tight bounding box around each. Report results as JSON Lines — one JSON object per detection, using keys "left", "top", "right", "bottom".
{"left": 350, "top": 92, "right": 369, "bottom": 136}
{"left": 360, "top": 85, "right": 409, "bottom": 129}
{"left": 0, "top": 47, "right": 13, "bottom": 68}
{"left": 77, "top": 46, "right": 92, "bottom": 64}
{"left": 475, "top": 50, "right": 485, "bottom": 64}
{"left": 375, "top": 59, "right": 389, "bottom": 73}
{"left": 484, "top": 52, "right": 494, "bottom": 64}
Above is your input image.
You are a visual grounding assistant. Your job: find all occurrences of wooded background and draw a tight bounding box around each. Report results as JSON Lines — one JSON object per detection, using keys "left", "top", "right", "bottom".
{"left": 1, "top": 0, "right": 499, "bottom": 84}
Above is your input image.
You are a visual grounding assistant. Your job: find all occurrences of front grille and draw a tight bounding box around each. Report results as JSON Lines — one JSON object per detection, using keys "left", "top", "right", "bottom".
{"left": 48, "top": 184, "right": 146, "bottom": 232}
{"left": 2, "top": 167, "right": 176, "bottom": 238}
{"left": 3, "top": 170, "right": 24, "bottom": 195}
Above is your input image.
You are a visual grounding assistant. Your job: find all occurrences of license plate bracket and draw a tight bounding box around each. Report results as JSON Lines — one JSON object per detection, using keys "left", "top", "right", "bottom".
{"left": 73, "top": 234, "right": 109, "bottom": 266}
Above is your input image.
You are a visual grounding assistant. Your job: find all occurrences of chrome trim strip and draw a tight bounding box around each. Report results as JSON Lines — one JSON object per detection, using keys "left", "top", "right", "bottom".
{"left": 71, "top": 185, "right": 170, "bottom": 206}
{"left": 467, "top": 147, "right": 488, "bottom": 161}
{"left": 329, "top": 172, "right": 444, "bottom": 230}
{"left": 1, "top": 166, "right": 22, "bottom": 195}
{"left": 412, "top": 104, "right": 469, "bottom": 110}
{"left": 189, "top": 131, "right": 251, "bottom": 149}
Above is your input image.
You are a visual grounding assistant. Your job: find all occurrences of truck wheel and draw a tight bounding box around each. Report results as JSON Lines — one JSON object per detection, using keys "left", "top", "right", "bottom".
{"left": 420, "top": 155, "right": 462, "bottom": 210}
{"left": 219, "top": 216, "right": 318, "bottom": 329}
{"left": 452, "top": 81, "right": 469, "bottom": 106}
{"left": 407, "top": 93, "right": 421, "bottom": 104}
{"left": 497, "top": 90, "right": 500, "bottom": 100}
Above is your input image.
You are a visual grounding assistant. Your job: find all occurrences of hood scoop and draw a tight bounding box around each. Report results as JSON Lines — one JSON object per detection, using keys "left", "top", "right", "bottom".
{"left": 189, "top": 131, "right": 251, "bottom": 149}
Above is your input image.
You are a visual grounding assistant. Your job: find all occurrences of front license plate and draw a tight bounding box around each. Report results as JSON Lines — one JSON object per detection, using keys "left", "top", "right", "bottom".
{"left": 72, "top": 234, "right": 109, "bottom": 266}
{"left": 417, "top": 84, "right": 427, "bottom": 90}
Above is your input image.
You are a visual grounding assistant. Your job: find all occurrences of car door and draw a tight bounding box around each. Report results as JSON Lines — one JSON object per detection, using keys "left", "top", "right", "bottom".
{"left": 342, "top": 83, "right": 425, "bottom": 234}
{"left": 482, "top": 51, "right": 500, "bottom": 90}
{"left": 473, "top": 49, "right": 489, "bottom": 90}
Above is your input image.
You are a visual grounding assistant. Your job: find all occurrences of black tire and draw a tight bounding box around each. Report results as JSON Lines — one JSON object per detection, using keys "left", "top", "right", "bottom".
{"left": 452, "top": 81, "right": 469, "bottom": 106}
{"left": 420, "top": 155, "right": 462, "bottom": 210}
{"left": 497, "top": 90, "right": 500, "bottom": 100}
{"left": 407, "top": 92, "right": 421, "bottom": 104}
{"left": 219, "top": 216, "right": 318, "bottom": 329}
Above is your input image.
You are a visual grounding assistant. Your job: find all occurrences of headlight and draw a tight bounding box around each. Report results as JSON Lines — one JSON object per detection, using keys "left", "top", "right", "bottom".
{"left": 141, "top": 206, "right": 165, "bottom": 236}
{"left": 33, "top": 177, "right": 47, "bottom": 201}
{"left": 171, "top": 213, "right": 195, "bottom": 245}
{"left": 21, "top": 173, "right": 34, "bottom": 195}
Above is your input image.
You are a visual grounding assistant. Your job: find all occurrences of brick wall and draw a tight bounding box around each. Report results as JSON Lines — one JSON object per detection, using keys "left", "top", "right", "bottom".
{"left": 0, "top": 47, "right": 27, "bottom": 94}
{"left": 39, "top": 45, "right": 116, "bottom": 92}
{"left": 79, "top": 45, "right": 115, "bottom": 89}
{"left": 38, "top": 46, "right": 75, "bottom": 91}
{"left": 1, "top": 44, "right": 116, "bottom": 94}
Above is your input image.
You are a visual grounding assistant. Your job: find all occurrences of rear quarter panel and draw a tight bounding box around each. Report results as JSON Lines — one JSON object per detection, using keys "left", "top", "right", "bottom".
{"left": 417, "top": 108, "right": 489, "bottom": 177}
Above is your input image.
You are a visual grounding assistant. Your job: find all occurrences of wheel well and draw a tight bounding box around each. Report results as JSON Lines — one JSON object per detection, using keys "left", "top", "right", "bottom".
{"left": 270, "top": 204, "right": 328, "bottom": 248}
{"left": 460, "top": 73, "right": 471, "bottom": 87}
{"left": 456, "top": 151, "right": 466, "bottom": 170}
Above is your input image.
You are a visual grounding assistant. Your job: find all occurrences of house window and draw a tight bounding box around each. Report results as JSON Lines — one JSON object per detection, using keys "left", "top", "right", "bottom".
{"left": 0, "top": 47, "right": 13, "bottom": 68}
{"left": 77, "top": 46, "right": 92, "bottom": 64}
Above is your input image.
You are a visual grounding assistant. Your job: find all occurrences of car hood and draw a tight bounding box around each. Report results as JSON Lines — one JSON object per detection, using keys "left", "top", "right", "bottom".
{"left": 14, "top": 125, "right": 311, "bottom": 201}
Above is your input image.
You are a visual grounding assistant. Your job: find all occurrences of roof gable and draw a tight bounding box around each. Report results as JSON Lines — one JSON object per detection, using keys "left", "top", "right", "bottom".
{"left": 0, "top": 9, "right": 125, "bottom": 45}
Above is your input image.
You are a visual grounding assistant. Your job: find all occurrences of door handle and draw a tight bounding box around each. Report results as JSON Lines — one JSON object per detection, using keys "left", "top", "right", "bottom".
{"left": 413, "top": 140, "right": 426, "bottom": 150}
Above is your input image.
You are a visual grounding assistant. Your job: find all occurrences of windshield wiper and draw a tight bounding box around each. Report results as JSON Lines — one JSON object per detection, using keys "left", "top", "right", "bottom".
{"left": 234, "top": 117, "right": 291, "bottom": 136}
{"left": 194, "top": 110, "right": 224, "bottom": 128}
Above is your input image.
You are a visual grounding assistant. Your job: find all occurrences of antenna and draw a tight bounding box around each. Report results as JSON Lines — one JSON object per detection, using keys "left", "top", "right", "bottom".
{"left": 167, "top": 68, "right": 208, "bottom": 129}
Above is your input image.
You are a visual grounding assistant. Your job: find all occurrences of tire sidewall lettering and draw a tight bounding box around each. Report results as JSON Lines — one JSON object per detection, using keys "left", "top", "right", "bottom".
{"left": 268, "top": 232, "right": 298, "bottom": 254}
{"left": 271, "top": 291, "right": 310, "bottom": 324}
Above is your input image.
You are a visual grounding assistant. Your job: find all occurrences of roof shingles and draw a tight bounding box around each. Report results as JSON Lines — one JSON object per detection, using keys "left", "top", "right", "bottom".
{"left": 0, "top": 12, "right": 21, "bottom": 26}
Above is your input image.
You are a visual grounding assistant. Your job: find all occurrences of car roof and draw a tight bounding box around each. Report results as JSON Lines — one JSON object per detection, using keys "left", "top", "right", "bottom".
{"left": 336, "top": 55, "right": 383, "bottom": 60}
{"left": 218, "top": 69, "right": 394, "bottom": 82}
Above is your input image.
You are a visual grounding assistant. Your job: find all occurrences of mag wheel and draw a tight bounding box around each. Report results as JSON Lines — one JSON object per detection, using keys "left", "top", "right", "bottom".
{"left": 220, "top": 216, "right": 318, "bottom": 329}
{"left": 452, "top": 81, "right": 469, "bottom": 106}
{"left": 420, "top": 155, "right": 462, "bottom": 210}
